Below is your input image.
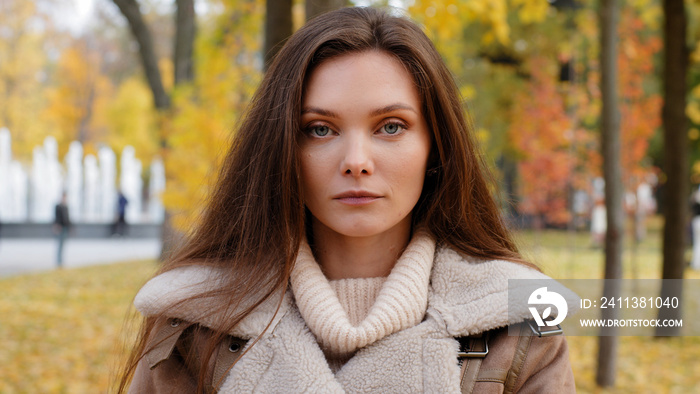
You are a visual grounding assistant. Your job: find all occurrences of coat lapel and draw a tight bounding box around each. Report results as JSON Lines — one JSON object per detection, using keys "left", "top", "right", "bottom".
{"left": 134, "top": 266, "right": 290, "bottom": 340}
{"left": 221, "top": 306, "right": 345, "bottom": 393}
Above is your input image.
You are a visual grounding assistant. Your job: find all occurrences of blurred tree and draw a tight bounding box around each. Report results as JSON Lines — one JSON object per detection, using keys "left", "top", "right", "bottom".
{"left": 597, "top": 0, "right": 623, "bottom": 387}
{"left": 509, "top": 56, "right": 576, "bottom": 227}
{"left": 90, "top": 3, "right": 146, "bottom": 83}
{"left": 112, "top": 0, "right": 172, "bottom": 110}
{"left": 408, "top": 1, "right": 595, "bottom": 229}
{"left": 43, "top": 41, "right": 114, "bottom": 157}
{"left": 162, "top": 0, "right": 263, "bottom": 231}
{"left": 408, "top": 0, "right": 551, "bottom": 216}
{"left": 100, "top": 76, "right": 159, "bottom": 160}
{"left": 111, "top": 0, "right": 195, "bottom": 259}
{"left": 305, "top": 0, "right": 346, "bottom": 21}
{"left": 264, "top": 0, "right": 292, "bottom": 70}
{"left": 656, "top": 0, "right": 688, "bottom": 337}
{"left": 411, "top": 0, "right": 664, "bottom": 232}
{"left": 91, "top": 0, "right": 175, "bottom": 85}
{"left": 690, "top": 83, "right": 700, "bottom": 183}
{"left": 688, "top": 1, "right": 700, "bottom": 184}
{"left": 617, "top": 10, "right": 662, "bottom": 189}
{"left": 174, "top": 0, "right": 195, "bottom": 84}
{"left": 0, "top": 0, "right": 53, "bottom": 159}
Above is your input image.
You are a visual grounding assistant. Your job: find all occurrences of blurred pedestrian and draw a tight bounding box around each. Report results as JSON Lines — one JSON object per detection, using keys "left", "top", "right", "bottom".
{"left": 591, "top": 197, "right": 606, "bottom": 248}
{"left": 112, "top": 191, "right": 129, "bottom": 237}
{"left": 691, "top": 187, "right": 700, "bottom": 270}
{"left": 53, "top": 192, "right": 71, "bottom": 268}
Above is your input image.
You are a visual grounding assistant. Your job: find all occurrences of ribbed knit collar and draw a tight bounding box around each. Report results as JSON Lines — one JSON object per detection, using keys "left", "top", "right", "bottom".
{"left": 290, "top": 230, "right": 436, "bottom": 356}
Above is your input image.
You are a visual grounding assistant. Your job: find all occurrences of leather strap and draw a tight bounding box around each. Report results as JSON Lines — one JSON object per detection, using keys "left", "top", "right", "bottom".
{"left": 457, "top": 333, "right": 488, "bottom": 394}
{"left": 476, "top": 368, "right": 508, "bottom": 383}
{"left": 212, "top": 336, "right": 248, "bottom": 390}
{"left": 460, "top": 357, "right": 482, "bottom": 394}
{"left": 458, "top": 323, "right": 540, "bottom": 393}
{"left": 145, "top": 318, "right": 194, "bottom": 369}
{"left": 504, "top": 323, "right": 534, "bottom": 394}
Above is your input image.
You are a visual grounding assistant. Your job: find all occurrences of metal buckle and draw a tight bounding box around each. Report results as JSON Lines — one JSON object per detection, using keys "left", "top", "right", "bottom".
{"left": 527, "top": 319, "right": 563, "bottom": 337}
{"left": 457, "top": 335, "right": 489, "bottom": 358}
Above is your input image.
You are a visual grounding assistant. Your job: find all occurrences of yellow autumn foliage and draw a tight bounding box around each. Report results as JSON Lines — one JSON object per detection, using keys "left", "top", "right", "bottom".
{"left": 43, "top": 43, "right": 115, "bottom": 158}
{"left": 161, "top": 0, "right": 264, "bottom": 232}
{"left": 688, "top": 85, "right": 700, "bottom": 125}
{"left": 0, "top": 260, "right": 159, "bottom": 393}
{"left": 0, "top": 0, "right": 53, "bottom": 160}
{"left": 102, "top": 76, "right": 160, "bottom": 162}
{"left": 410, "top": 0, "right": 548, "bottom": 50}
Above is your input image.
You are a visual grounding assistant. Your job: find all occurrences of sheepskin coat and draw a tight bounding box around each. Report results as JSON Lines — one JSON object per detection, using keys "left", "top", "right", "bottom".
{"left": 130, "top": 241, "right": 577, "bottom": 393}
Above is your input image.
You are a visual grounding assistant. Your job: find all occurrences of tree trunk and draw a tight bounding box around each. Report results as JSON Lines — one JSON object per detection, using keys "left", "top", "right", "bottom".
{"left": 596, "top": 0, "right": 623, "bottom": 387}
{"left": 174, "top": 0, "right": 195, "bottom": 85}
{"left": 264, "top": 0, "right": 293, "bottom": 71}
{"left": 112, "top": 0, "right": 196, "bottom": 261}
{"left": 656, "top": 0, "right": 688, "bottom": 337}
{"left": 154, "top": 0, "right": 197, "bottom": 261}
{"left": 305, "top": 0, "right": 346, "bottom": 21}
{"left": 112, "top": 0, "right": 170, "bottom": 110}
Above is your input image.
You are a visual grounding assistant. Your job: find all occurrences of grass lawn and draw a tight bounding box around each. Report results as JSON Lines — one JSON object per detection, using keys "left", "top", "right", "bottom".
{"left": 0, "top": 260, "right": 159, "bottom": 393}
{"left": 1, "top": 219, "right": 699, "bottom": 392}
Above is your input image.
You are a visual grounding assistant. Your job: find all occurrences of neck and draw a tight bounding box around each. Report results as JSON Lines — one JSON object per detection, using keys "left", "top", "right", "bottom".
{"left": 310, "top": 217, "right": 412, "bottom": 280}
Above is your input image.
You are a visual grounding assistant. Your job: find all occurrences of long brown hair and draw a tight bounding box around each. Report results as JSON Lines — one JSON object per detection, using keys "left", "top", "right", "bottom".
{"left": 118, "top": 6, "right": 533, "bottom": 393}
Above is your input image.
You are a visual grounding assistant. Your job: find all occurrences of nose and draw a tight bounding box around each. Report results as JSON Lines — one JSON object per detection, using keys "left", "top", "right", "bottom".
{"left": 340, "top": 133, "right": 373, "bottom": 177}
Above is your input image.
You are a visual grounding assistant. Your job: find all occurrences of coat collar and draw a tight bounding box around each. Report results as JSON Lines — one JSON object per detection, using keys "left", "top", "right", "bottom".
{"left": 134, "top": 244, "right": 579, "bottom": 339}
{"left": 133, "top": 266, "right": 290, "bottom": 339}
{"left": 427, "top": 245, "right": 579, "bottom": 336}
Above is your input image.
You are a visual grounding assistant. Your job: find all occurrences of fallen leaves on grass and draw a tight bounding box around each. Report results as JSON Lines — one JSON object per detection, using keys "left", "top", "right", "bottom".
{"left": 0, "top": 260, "right": 158, "bottom": 393}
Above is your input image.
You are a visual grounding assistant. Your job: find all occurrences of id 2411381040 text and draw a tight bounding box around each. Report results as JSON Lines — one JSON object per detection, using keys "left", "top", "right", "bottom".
{"left": 580, "top": 296, "right": 680, "bottom": 309}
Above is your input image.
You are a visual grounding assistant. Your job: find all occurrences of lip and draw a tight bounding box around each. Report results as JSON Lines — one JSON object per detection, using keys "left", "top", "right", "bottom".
{"left": 333, "top": 190, "right": 383, "bottom": 206}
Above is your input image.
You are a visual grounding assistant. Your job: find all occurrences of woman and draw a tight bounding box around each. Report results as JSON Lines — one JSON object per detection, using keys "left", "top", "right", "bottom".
{"left": 120, "top": 7, "right": 575, "bottom": 393}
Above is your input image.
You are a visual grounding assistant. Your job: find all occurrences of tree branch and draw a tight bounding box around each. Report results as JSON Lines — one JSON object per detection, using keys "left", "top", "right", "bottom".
{"left": 112, "top": 0, "right": 170, "bottom": 110}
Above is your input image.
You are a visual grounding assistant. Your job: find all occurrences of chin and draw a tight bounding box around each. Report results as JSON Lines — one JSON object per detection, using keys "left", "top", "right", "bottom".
{"left": 311, "top": 212, "right": 411, "bottom": 240}
{"left": 332, "top": 225, "right": 384, "bottom": 238}
{"left": 328, "top": 219, "right": 405, "bottom": 239}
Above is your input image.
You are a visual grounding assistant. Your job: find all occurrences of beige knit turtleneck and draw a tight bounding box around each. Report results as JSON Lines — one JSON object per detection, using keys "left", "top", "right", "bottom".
{"left": 328, "top": 277, "right": 387, "bottom": 326}
{"left": 290, "top": 231, "right": 436, "bottom": 366}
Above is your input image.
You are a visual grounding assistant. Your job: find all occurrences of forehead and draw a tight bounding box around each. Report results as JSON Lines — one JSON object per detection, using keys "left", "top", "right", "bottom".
{"left": 302, "top": 51, "right": 420, "bottom": 108}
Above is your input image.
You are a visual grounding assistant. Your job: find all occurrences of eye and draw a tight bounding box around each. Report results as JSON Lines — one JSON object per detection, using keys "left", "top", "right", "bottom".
{"left": 380, "top": 122, "right": 404, "bottom": 135}
{"left": 309, "top": 125, "right": 331, "bottom": 137}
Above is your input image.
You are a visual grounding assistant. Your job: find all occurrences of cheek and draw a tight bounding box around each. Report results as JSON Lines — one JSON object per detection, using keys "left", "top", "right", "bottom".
{"left": 300, "top": 150, "right": 328, "bottom": 205}
{"left": 299, "top": 152, "right": 315, "bottom": 199}
{"left": 388, "top": 144, "right": 430, "bottom": 199}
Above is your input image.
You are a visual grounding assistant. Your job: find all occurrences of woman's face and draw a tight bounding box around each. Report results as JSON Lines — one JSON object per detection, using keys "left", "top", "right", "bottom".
{"left": 300, "top": 51, "right": 431, "bottom": 240}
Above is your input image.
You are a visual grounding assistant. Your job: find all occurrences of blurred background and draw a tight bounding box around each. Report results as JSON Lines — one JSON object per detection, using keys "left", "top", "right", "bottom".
{"left": 1, "top": 0, "right": 699, "bottom": 392}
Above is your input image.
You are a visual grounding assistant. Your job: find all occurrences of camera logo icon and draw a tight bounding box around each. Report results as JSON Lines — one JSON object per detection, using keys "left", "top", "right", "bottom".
{"left": 528, "top": 287, "right": 568, "bottom": 327}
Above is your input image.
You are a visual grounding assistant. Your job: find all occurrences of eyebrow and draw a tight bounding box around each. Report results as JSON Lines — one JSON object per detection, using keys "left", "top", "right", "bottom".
{"left": 301, "top": 103, "right": 418, "bottom": 118}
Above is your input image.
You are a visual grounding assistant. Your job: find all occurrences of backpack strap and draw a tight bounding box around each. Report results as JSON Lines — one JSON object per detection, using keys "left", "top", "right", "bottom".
{"left": 504, "top": 324, "right": 534, "bottom": 394}
{"left": 458, "top": 322, "right": 560, "bottom": 394}
{"left": 457, "top": 332, "right": 489, "bottom": 394}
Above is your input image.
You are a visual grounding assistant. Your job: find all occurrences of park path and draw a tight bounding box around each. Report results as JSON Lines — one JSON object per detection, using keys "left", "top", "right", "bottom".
{"left": 0, "top": 238, "right": 160, "bottom": 277}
